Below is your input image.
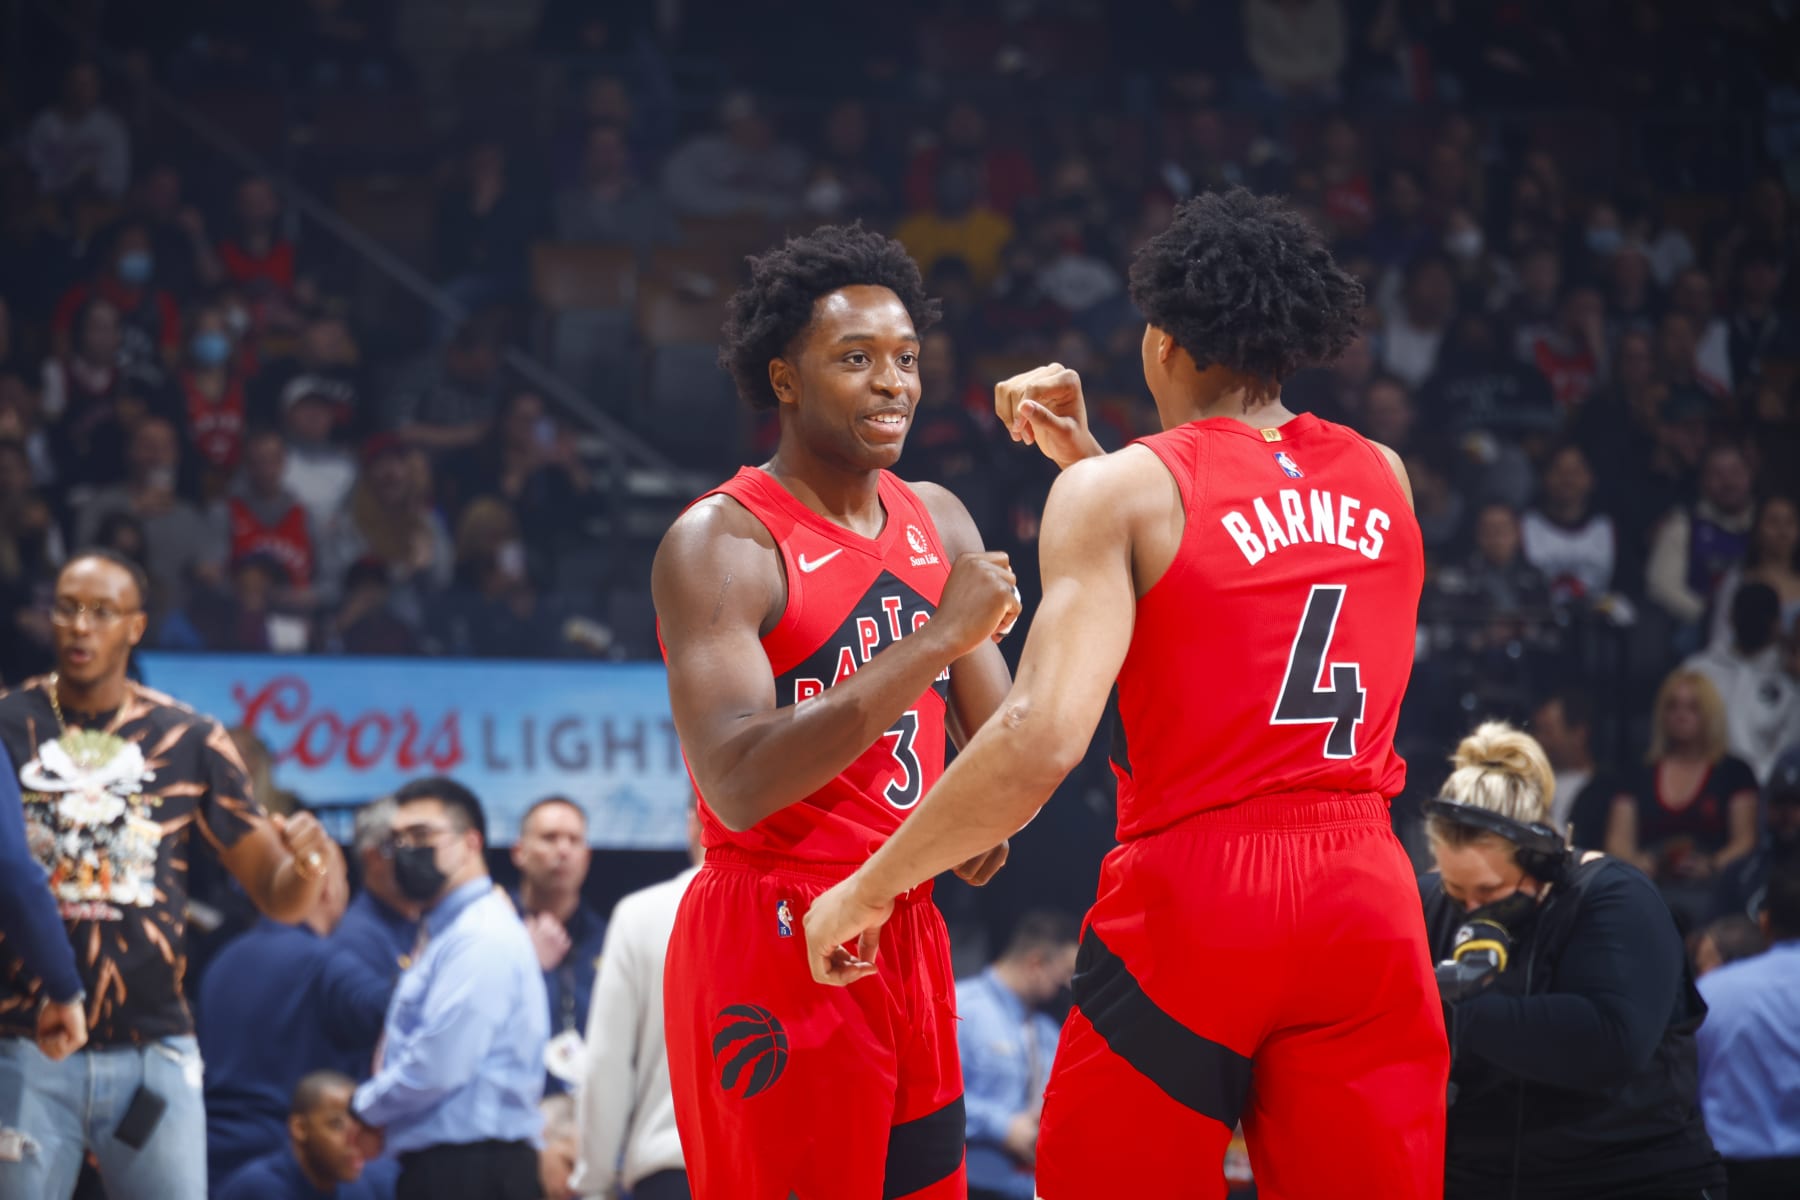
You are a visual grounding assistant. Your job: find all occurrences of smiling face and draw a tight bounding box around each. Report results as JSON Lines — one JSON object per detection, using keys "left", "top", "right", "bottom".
{"left": 770, "top": 286, "right": 921, "bottom": 472}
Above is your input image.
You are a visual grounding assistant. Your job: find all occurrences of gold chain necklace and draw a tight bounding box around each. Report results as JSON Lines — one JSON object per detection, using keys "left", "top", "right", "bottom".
{"left": 45, "top": 672, "right": 135, "bottom": 740}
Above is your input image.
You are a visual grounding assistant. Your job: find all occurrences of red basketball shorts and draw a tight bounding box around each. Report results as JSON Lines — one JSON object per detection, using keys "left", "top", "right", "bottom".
{"left": 1036, "top": 793, "right": 1449, "bottom": 1200}
{"left": 664, "top": 847, "right": 966, "bottom": 1200}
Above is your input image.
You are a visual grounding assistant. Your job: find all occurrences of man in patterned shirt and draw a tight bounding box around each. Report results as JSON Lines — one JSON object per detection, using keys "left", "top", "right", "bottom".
{"left": 0, "top": 548, "right": 336, "bottom": 1200}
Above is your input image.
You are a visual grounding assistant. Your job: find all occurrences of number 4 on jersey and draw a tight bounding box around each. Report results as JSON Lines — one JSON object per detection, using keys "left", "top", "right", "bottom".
{"left": 1271, "top": 584, "right": 1366, "bottom": 759}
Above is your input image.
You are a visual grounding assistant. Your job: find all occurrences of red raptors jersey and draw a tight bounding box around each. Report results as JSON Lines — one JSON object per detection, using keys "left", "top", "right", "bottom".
{"left": 676, "top": 467, "right": 953, "bottom": 862}
{"left": 183, "top": 372, "right": 247, "bottom": 471}
{"left": 227, "top": 496, "right": 315, "bottom": 586}
{"left": 1112, "top": 414, "right": 1423, "bottom": 839}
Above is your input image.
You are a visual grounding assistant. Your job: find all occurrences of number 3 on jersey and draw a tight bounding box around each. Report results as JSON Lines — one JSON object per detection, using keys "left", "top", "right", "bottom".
{"left": 1271, "top": 584, "right": 1366, "bottom": 759}
{"left": 883, "top": 710, "right": 922, "bottom": 809}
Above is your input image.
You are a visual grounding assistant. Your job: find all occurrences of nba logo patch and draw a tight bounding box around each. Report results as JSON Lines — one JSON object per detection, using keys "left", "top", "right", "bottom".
{"left": 1275, "top": 451, "right": 1303, "bottom": 479}
{"left": 776, "top": 899, "right": 794, "bottom": 938}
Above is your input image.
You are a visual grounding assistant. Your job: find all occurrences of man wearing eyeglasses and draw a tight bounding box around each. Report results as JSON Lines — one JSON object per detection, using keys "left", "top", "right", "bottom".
{"left": 351, "top": 776, "right": 549, "bottom": 1200}
{"left": 0, "top": 548, "right": 337, "bottom": 1200}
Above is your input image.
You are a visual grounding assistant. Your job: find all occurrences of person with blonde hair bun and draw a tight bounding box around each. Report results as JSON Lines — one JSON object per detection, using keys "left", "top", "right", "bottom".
{"left": 1419, "top": 722, "right": 1726, "bottom": 1200}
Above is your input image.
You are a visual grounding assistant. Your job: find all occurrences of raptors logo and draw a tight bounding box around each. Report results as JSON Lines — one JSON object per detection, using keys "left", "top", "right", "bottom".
{"left": 712, "top": 1004, "right": 789, "bottom": 1098}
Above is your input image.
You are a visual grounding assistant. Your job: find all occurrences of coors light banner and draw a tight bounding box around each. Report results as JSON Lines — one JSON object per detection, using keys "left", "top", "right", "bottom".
{"left": 137, "top": 654, "right": 690, "bottom": 848}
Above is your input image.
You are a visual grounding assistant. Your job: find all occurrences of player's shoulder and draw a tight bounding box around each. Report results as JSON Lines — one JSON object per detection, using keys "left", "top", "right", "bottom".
{"left": 899, "top": 477, "right": 980, "bottom": 549}
{"left": 1050, "top": 444, "right": 1178, "bottom": 515}
{"left": 656, "top": 491, "right": 780, "bottom": 576}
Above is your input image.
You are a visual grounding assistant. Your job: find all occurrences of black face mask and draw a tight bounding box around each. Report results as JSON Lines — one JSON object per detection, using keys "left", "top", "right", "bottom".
{"left": 1465, "top": 888, "right": 1541, "bottom": 935}
{"left": 392, "top": 843, "right": 448, "bottom": 903}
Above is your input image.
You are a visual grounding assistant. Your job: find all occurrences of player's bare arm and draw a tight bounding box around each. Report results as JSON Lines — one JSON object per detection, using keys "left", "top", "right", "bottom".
{"left": 804, "top": 450, "right": 1175, "bottom": 983}
{"left": 655, "top": 493, "right": 1021, "bottom": 833}
{"left": 915, "top": 480, "right": 1015, "bottom": 886}
{"left": 1373, "top": 441, "right": 1416, "bottom": 512}
{"left": 993, "top": 362, "right": 1105, "bottom": 469}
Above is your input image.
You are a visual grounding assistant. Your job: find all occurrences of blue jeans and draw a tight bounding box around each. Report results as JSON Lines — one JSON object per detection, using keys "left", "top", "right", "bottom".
{"left": 0, "top": 1035, "right": 207, "bottom": 1200}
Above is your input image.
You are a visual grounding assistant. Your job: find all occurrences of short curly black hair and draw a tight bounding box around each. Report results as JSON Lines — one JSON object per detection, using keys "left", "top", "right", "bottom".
{"left": 720, "top": 223, "right": 941, "bottom": 410}
{"left": 1127, "top": 188, "right": 1364, "bottom": 384}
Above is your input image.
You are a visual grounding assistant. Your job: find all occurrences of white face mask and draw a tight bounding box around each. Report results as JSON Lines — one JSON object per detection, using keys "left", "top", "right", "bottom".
{"left": 1445, "top": 229, "right": 1484, "bottom": 261}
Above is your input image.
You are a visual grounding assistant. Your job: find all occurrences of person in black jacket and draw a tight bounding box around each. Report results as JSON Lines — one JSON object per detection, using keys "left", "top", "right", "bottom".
{"left": 1420, "top": 721, "right": 1726, "bottom": 1200}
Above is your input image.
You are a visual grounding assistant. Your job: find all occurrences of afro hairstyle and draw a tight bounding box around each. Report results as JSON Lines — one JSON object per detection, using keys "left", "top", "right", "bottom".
{"left": 720, "top": 223, "right": 941, "bottom": 410}
{"left": 1127, "top": 188, "right": 1364, "bottom": 385}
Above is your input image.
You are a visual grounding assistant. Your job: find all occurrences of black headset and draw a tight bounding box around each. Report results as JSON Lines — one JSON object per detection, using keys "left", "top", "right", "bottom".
{"left": 1422, "top": 798, "right": 1570, "bottom": 885}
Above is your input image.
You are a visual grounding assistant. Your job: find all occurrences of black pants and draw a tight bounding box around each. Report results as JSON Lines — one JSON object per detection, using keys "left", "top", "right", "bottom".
{"left": 1726, "top": 1157, "right": 1800, "bottom": 1200}
{"left": 397, "top": 1139, "right": 539, "bottom": 1200}
{"left": 631, "top": 1169, "right": 692, "bottom": 1200}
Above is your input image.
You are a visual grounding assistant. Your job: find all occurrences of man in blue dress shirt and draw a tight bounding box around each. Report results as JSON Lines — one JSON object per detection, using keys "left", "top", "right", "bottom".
{"left": 508, "top": 795, "right": 606, "bottom": 1094}
{"left": 954, "top": 911, "right": 1080, "bottom": 1200}
{"left": 333, "top": 797, "right": 422, "bottom": 1011}
{"left": 352, "top": 777, "right": 548, "bottom": 1200}
{"left": 200, "top": 843, "right": 391, "bottom": 1190}
{"left": 1697, "top": 856, "right": 1800, "bottom": 1200}
{"left": 219, "top": 1071, "right": 389, "bottom": 1200}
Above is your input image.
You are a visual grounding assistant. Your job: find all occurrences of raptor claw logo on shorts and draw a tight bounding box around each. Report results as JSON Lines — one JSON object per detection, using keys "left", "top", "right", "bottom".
{"left": 712, "top": 1004, "right": 789, "bottom": 1098}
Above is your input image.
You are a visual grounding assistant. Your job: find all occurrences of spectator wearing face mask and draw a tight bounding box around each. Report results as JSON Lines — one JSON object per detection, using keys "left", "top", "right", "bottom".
{"left": 50, "top": 222, "right": 182, "bottom": 376}
{"left": 177, "top": 304, "right": 250, "bottom": 495}
{"left": 1440, "top": 207, "right": 1514, "bottom": 313}
{"left": 352, "top": 778, "right": 548, "bottom": 1200}
{"left": 1421, "top": 723, "right": 1725, "bottom": 1200}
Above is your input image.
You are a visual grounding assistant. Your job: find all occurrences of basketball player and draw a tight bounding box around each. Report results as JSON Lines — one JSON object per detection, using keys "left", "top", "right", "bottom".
{"left": 805, "top": 189, "right": 1449, "bottom": 1199}
{"left": 653, "top": 224, "right": 1021, "bottom": 1200}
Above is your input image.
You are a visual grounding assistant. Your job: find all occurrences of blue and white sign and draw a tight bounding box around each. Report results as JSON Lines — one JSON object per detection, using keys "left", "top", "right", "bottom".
{"left": 137, "top": 654, "right": 689, "bottom": 848}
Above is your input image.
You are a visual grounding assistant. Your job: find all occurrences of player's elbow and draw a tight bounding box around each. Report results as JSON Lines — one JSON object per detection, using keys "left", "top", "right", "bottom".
{"left": 698, "top": 781, "right": 759, "bottom": 833}
{"left": 998, "top": 698, "right": 1085, "bottom": 788}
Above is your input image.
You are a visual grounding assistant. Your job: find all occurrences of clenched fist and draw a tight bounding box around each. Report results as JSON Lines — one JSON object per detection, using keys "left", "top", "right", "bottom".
{"left": 274, "top": 811, "right": 334, "bottom": 883}
{"left": 994, "top": 362, "right": 1104, "bottom": 469}
{"left": 929, "top": 552, "right": 1022, "bottom": 658}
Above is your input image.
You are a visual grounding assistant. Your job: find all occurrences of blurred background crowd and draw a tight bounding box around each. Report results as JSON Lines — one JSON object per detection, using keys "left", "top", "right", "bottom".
{"left": 0, "top": 0, "right": 1798, "bottom": 1195}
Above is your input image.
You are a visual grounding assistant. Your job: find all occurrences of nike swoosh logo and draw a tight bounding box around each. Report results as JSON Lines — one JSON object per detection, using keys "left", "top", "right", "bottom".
{"left": 797, "top": 549, "right": 844, "bottom": 573}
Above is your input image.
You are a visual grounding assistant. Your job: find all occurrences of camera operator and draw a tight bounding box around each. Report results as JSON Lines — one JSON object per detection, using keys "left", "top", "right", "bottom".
{"left": 1419, "top": 722, "right": 1726, "bottom": 1199}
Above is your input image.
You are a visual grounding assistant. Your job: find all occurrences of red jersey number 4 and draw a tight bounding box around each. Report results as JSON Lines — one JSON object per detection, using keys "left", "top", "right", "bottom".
{"left": 1270, "top": 584, "right": 1367, "bottom": 760}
